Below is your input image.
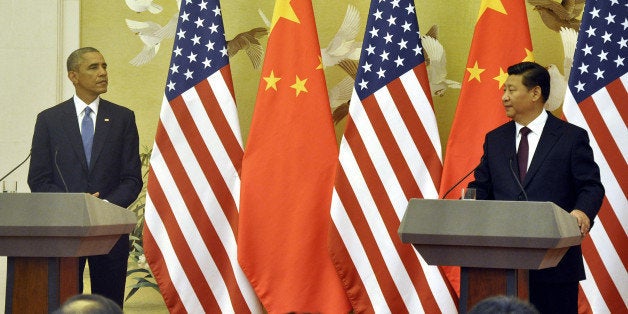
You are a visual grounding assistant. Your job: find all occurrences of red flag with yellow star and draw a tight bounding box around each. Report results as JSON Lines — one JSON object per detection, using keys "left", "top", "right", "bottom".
{"left": 237, "top": 0, "right": 351, "bottom": 312}
{"left": 439, "top": 0, "right": 533, "bottom": 290}
{"left": 440, "top": 0, "right": 533, "bottom": 200}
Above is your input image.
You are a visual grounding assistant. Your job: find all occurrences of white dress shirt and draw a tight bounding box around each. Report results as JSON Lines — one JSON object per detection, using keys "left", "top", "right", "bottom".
{"left": 74, "top": 95, "right": 99, "bottom": 134}
{"left": 515, "top": 110, "right": 548, "bottom": 171}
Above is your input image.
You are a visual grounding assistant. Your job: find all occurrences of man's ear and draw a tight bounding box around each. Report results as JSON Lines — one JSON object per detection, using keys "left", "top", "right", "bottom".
{"left": 531, "top": 85, "right": 542, "bottom": 101}
{"left": 68, "top": 71, "right": 78, "bottom": 84}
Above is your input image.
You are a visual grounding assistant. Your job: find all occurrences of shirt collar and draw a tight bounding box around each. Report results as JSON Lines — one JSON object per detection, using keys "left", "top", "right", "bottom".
{"left": 516, "top": 110, "right": 548, "bottom": 136}
{"left": 74, "top": 95, "right": 100, "bottom": 116}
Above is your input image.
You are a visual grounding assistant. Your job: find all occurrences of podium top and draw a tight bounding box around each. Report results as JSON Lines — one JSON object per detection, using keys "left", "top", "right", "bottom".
{"left": 399, "top": 199, "right": 581, "bottom": 249}
{"left": 0, "top": 193, "right": 136, "bottom": 237}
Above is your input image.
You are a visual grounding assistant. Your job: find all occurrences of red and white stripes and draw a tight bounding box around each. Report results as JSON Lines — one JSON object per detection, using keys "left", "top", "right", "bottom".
{"left": 564, "top": 73, "right": 628, "bottom": 312}
{"left": 330, "top": 65, "right": 456, "bottom": 313}
{"left": 144, "top": 67, "right": 260, "bottom": 313}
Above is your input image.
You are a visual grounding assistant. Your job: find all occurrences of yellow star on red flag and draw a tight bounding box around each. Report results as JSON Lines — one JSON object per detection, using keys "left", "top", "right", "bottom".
{"left": 467, "top": 61, "right": 485, "bottom": 82}
{"left": 263, "top": 70, "right": 281, "bottom": 91}
{"left": 523, "top": 48, "right": 535, "bottom": 62}
{"left": 478, "top": 0, "right": 507, "bottom": 19}
{"left": 290, "top": 75, "right": 308, "bottom": 96}
{"left": 270, "top": 0, "right": 300, "bottom": 31}
{"left": 493, "top": 67, "right": 508, "bottom": 89}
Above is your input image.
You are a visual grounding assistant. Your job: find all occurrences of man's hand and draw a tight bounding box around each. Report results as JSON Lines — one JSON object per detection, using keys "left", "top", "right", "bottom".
{"left": 571, "top": 209, "right": 590, "bottom": 236}
{"left": 92, "top": 192, "right": 100, "bottom": 198}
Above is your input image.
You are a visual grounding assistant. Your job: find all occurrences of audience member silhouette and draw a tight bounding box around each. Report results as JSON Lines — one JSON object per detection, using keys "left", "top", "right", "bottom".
{"left": 469, "top": 295, "right": 539, "bottom": 314}
{"left": 53, "top": 294, "right": 123, "bottom": 314}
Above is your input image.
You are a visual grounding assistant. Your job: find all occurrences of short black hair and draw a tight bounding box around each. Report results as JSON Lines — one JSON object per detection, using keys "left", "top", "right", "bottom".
{"left": 66, "top": 47, "right": 101, "bottom": 72}
{"left": 469, "top": 295, "right": 539, "bottom": 314}
{"left": 507, "top": 62, "right": 550, "bottom": 103}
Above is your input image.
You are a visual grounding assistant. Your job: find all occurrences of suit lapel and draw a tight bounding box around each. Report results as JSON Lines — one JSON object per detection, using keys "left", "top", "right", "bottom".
{"left": 498, "top": 122, "right": 520, "bottom": 188}
{"left": 91, "top": 100, "right": 112, "bottom": 170}
{"left": 60, "top": 99, "right": 90, "bottom": 172}
{"left": 501, "top": 122, "right": 517, "bottom": 163}
{"left": 523, "top": 113, "right": 563, "bottom": 186}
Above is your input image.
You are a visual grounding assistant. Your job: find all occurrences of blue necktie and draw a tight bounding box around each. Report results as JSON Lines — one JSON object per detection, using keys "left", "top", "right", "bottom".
{"left": 82, "top": 107, "right": 94, "bottom": 167}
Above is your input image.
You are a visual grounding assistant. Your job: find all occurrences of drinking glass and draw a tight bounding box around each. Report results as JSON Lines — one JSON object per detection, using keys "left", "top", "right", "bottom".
{"left": 461, "top": 188, "right": 476, "bottom": 200}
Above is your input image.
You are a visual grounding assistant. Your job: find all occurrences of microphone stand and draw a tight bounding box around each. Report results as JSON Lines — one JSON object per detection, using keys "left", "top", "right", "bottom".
{"left": 441, "top": 167, "right": 476, "bottom": 199}
{"left": 0, "top": 152, "right": 31, "bottom": 182}
{"left": 509, "top": 157, "right": 529, "bottom": 201}
{"left": 441, "top": 156, "right": 484, "bottom": 199}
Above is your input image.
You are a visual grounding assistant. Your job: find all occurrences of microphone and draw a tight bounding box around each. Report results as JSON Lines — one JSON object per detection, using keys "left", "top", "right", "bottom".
{"left": 0, "top": 151, "right": 31, "bottom": 182}
{"left": 54, "top": 147, "right": 69, "bottom": 192}
{"left": 441, "top": 157, "right": 483, "bottom": 199}
{"left": 509, "top": 157, "right": 528, "bottom": 201}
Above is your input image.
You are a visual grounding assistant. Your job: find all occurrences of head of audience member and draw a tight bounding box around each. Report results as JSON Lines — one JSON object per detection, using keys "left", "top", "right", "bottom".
{"left": 468, "top": 295, "right": 539, "bottom": 314}
{"left": 53, "top": 293, "right": 123, "bottom": 314}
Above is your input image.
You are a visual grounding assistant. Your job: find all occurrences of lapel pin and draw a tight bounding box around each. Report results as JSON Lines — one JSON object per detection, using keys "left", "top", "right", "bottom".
{"left": 104, "top": 118, "right": 110, "bottom": 122}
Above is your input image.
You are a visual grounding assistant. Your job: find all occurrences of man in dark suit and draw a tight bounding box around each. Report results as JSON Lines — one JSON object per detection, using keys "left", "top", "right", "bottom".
{"left": 467, "top": 62, "right": 604, "bottom": 314}
{"left": 28, "top": 47, "right": 142, "bottom": 308}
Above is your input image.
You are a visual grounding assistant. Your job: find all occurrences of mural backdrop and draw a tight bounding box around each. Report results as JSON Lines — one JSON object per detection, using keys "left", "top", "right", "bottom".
{"left": 80, "top": 0, "right": 567, "bottom": 150}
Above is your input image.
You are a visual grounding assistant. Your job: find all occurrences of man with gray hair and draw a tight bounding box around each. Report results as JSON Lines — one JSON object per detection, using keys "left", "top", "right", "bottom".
{"left": 28, "top": 47, "right": 142, "bottom": 308}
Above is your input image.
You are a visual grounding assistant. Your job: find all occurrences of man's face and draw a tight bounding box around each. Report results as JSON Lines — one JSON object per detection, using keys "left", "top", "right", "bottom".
{"left": 68, "top": 51, "right": 108, "bottom": 102}
{"left": 501, "top": 74, "right": 541, "bottom": 124}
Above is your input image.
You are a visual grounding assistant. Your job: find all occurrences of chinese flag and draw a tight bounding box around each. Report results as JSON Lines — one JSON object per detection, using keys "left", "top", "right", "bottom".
{"left": 439, "top": 0, "right": 533, "bottom": 291}
{"left": 237, "top": 0, "right": 351, "bottom": 312}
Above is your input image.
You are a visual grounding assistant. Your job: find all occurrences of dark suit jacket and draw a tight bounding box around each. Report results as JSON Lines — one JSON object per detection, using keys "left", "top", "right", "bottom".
{"left": 468, "top": 112, "right": 604, "bottom": 282}
{"left": 28, "top": 98, "right": 142, "bottom": 208}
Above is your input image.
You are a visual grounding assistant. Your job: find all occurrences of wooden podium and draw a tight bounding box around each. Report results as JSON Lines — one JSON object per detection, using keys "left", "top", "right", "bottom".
{"left": 398, "top": 199, "right": 582, "bottom": 313}
{"left": 0, "top": 193, "right": 136, "bottom": 313}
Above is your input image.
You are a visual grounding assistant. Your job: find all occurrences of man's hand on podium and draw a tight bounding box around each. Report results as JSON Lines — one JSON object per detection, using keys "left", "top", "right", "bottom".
{"left": 570, "top": 209, "right": 590, "bottom": 236}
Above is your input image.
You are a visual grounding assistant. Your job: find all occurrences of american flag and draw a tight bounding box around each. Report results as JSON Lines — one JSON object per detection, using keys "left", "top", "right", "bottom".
{"left": 562, "top": 0, "right": 628, "bottom": 312}
{"left": 328, "top": 0, "right": 457, "bottom": 312}
{"left": 143, "top": 0, "right": 260, "bottom": 312}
